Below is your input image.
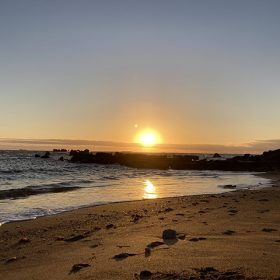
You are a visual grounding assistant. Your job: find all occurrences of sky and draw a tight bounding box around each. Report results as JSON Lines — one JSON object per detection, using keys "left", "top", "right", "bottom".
{"left": 0, "top": 0, "right": 280, "bottom": 153}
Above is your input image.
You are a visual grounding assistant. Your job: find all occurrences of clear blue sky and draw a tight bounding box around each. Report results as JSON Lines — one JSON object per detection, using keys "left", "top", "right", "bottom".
{"left": 0, "top": 0, "right": 280, "bottom": 151}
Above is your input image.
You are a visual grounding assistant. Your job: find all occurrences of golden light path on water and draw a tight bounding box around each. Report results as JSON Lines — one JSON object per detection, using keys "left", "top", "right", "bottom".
{"left": 143, "top": 179, "right": 157, "bottom": 199}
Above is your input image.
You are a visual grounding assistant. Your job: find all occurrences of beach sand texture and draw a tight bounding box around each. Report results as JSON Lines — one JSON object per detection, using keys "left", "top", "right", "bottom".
{"left": 0, "top": 177, "right": 279, "bottom": 279}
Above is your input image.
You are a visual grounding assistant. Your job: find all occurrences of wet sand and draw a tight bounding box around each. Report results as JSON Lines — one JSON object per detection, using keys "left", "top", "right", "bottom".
{"left": 0, "top": 173, "right": 279, "bottom": 279}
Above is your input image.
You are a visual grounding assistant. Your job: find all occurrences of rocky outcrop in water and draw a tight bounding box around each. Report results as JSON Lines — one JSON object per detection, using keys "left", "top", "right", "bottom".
{"left": 213, "top": 153, "right": 222, "bottom": 158}
{"left": 69, "top": 149, "right": 280, "bottom": 172}
{"left": 70, "top": 150, "right": 198, "bottom": 169}
{"left": 41, "top": 151, "right": 50, "bottom": 159}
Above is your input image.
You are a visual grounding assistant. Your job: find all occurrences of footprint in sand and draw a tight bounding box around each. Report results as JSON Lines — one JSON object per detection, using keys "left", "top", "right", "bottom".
{"left": 223, "top": 230, "right": 235, "bottom": 235}
{"left": 65, "top": 234, "right": 88, "bottom": 242}
{"left": 258, "top": 209, "right": 270, "bottom": 213}
{"left": 262, "top": 228, "right": 278, "bottom": 233}
{"left": 228, "top": 209, "right": 238, "bottom": 215}
{"left": 113, "top": 252, "right": 137, "bottom": 261}
{"left": 70, "top": 263, "right": 90, "bottom": 274}
{"left": 175, "top": 213, "right": 185, "bottom": 216}
{"left": 147, "top": 241, "right": 165, "bottom": 248}
{"left": 189, "top": 237, "right": 207, "bottom": 242}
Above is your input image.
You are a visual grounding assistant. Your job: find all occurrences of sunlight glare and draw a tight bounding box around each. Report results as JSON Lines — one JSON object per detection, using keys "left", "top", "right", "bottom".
{"left": 143, "top": 180, "right": 157, "bottom": 199}
{"left": 136, "top": 129, "right": 162, "bottom": 147}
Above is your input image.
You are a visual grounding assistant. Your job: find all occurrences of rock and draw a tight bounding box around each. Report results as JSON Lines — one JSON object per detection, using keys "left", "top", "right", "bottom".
{"left": 34, "top": 154, "right": 40, "bottom": 158}
{"left": 19, "top": 237, "right": 30, "bottom": 243}
{"left": 177, "top": 233, "right": 186, "bottom": 240}
{"left": 58, "top": 156, "right": 64, "bottom": 161}
{"left": 131, "top": 214, "right": 143, "bottom": 223}
{"left": 139, "top": 270, "right": 153, "bottom": 279}
{"left": 106, "top": 223, "right": 114, "bottom": 229}
{"left": 55, "top": 236, "right": 64, "bottom": 241}
{"left": 162, "top": 229, "right": 177, "bottom": 240}
{"left": 41, "top": 151, "right": 50, "bottom": 159}
{"left": 53, "top": 149, "right": 67, "bottom": 152}
{"left": 5, "top": 257, "right": 17, "bottom": 264}
{"left": 220, "top": 184, "right": 236, "bottom": 189}
{"left": 68, "top": 148, "right": 280, "bottom": 171}
{"left": 145, "top": 247, "right": 151, "bottom": 257}
{"left": 213, "top": 153, "right": 222, "bottom": 158}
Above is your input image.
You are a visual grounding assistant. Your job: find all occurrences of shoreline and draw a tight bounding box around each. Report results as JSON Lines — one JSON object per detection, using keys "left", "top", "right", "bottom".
{"left": 0, "top": 172, "right": 279, "bottom": 279}
{"left": 0, "top": 171, "right": 274, "bottom": 227}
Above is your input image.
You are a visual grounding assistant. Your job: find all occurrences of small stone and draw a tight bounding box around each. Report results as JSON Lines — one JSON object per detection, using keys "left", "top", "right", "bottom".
{"left": 106, "top": 224, "right": 114, "bottom": 229}
{"left": 140, "top": 270, "right": 152, "bottom": 279}
{"left": 19, "top": 237, "right": 30, "bottom": 243}
{"left": 177, "top": 233, "right": 186, "bottom": 240}
{"left": 5, "top": 257, "right": 17, "bottom": 264}
{"left": 55, "top": 236, "right": 64, "bottom": 241}
{"left": 145, "top": 247, "right": 151, "bottom": 257}
{"left": 162, "top": 229, "right": 177, "bottom": 240}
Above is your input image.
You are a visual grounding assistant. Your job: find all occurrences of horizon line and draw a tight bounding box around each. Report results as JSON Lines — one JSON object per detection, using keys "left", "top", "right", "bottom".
{"left": 0, "top": 137, "right": 279, "bottom": 154}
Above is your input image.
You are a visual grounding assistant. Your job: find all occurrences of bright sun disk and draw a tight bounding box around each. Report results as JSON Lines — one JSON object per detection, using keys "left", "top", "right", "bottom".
{"left": 136, "top": 129, "right": 161, "bottom": 147}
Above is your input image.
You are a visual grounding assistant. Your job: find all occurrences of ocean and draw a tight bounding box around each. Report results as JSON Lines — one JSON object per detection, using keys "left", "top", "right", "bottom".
{"left": 0, "top": 150, "right": 271, "bottom": 225}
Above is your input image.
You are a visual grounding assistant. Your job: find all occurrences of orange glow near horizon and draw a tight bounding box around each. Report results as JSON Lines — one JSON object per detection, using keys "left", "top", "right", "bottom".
{"left": 135, "top": 129, "right": 162, "bottom": 147}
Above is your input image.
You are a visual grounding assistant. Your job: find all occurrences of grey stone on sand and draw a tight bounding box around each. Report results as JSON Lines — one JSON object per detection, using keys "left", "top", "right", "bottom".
{"left": 162, "top": 229, "right": 177, "bottom": 240}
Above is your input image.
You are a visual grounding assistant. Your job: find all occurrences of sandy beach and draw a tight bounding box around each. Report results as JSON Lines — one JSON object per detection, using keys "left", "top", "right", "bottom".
{"left": 0, "top": 173, "right": 279, "bottom": 280}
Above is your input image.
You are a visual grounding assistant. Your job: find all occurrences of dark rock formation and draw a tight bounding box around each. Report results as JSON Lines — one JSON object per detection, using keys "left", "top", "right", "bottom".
{"left": 41, "top": 151, "right": 50, "bottom": 159}
{"left": 69, "top": 149, "right": 280, "bottom": 172}
{"left": 53, "top": 149, "right": 67, "bottom": 152}
{"left": 213, "top": 153, "right": 222, "bottom": 158}
{"left": 219, "top": 184, "right": 236, "bottom": 189}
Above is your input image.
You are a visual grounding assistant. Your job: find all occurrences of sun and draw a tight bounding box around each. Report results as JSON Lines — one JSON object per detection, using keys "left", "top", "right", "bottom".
{"left": 135, "top": 129, "right": 162, "bottom": 147}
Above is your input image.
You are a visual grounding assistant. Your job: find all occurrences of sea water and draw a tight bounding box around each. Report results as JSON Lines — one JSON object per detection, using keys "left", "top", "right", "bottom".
{"left": 0, "top": 150, "right": 271, "bottom": 225}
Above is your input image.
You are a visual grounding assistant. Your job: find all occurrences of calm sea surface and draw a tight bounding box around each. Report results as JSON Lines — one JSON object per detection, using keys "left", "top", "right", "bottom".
{"left": 0, "top": 150, "right": 271, "bottom": 225}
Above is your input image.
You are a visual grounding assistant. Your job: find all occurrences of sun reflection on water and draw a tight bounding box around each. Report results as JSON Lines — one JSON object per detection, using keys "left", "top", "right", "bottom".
{"left": 143, "top": 180, "right": 157, "bottom": 199}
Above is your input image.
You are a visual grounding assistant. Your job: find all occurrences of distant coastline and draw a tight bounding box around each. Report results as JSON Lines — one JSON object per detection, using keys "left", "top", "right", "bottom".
{"left": 1, "top": 138, "right": 280, "bottom": 154}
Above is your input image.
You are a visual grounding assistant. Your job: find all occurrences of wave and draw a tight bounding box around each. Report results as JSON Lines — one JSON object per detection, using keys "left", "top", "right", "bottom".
{"left": 0, "top": 183, "right": 81, "bottom": 200}
{"left": 0, "top": 169, "right": 24, "bottom": 174}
